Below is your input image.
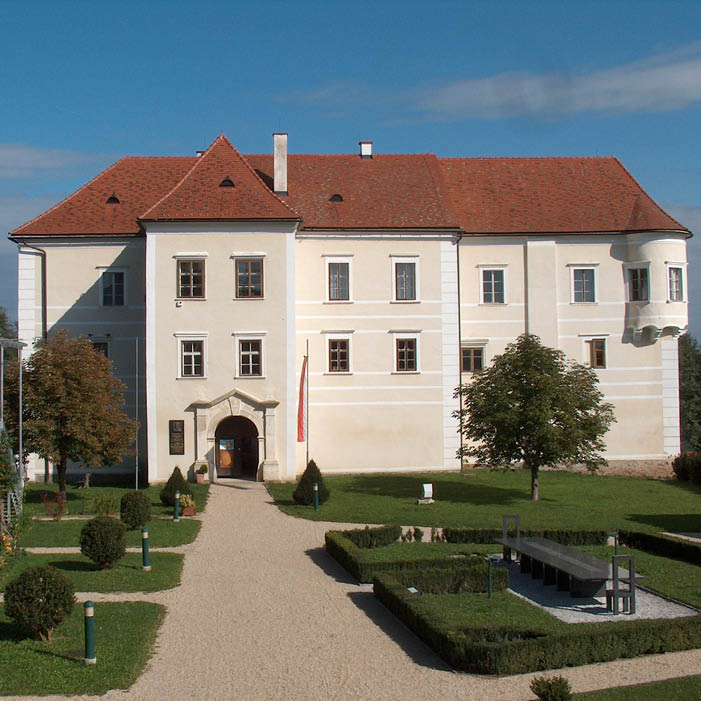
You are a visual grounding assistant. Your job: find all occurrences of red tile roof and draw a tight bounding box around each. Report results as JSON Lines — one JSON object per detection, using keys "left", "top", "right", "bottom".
{"left": 245, "top": 153, "right": 459, "bottom": 230}
{"left": 439, "top": 157, "right": 687, "bottom": 234}
{"left": 10, "top": 136, "right": 688, "bottom": 237}
{"left": 141, "top": 135, "right": 299, "bottom": 222}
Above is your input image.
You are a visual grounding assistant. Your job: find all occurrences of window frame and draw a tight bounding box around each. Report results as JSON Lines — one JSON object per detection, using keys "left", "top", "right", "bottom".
{"left": 667, "top": 263, "right": 686, "bottom": 302}
{"left": 626, "top": 263, "right": 650, "bottom": 302}
{"left": 234, "top": 257, "right": 264, "bottom": 299}
{"left": 90, "top": 340, "right": 110, "bottom": 359}
{"left": 580, "top": 334, "right": 609, "bottom": 370}
{"left": 391, "top": 256, "right": 420, "bottom": 303}
{"left": 175, "top": 256, "right": 207, "bottom": 300}
{"left": 175, "top": 333, "right": 208, "bottom": 379}
{"left": 325, "top": 333, "right": 353, "bottom": 374}
{"left": 569, "top": 265, "right": 598, "bottom": 304}
{"left": 98, "top": 268, "right": 127, "bottom": 307}
{"left": 461, "top": 345, "right": 485, "bottom": 373}
{"left": 478, "top": 266, "right": 507, "bottom": 305}
{"left": 392, "top": 331, "right": 420, "bottom": 373}
{"left": 232, "top": 332, "right": 266, "bottom": 379}
{"left": 325, "top": 256, "right": 353, "bottom": 303}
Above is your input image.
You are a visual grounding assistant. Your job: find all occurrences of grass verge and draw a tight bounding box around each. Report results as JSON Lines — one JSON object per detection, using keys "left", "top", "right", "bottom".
{"left": 268, "top": 469, "right": 701, "bottom": 532}
{"left": 0, "top": 601, "right": 164, "bottom": 696}
{"left": 0, "top": 552, "right": 183, "bottom": 593}
{"left": 576, "top": 675, "right": 701, "bottom": 699}
{"left": 20, "top": 517, "right": 201, "bottom": 548}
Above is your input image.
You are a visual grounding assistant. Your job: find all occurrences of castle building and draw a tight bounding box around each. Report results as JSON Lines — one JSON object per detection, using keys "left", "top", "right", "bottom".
{"left": 10, "top": 134, "right": 689, "bottom": 483}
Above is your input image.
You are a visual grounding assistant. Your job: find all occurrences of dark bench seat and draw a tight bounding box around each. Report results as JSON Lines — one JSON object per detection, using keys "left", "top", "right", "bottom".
{"left": 497, "top": 536, "right": 639, "bottom": 598}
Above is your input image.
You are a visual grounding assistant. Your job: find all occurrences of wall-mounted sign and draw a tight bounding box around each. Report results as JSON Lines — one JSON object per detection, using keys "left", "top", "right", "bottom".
{"left": 169, "top": 420, "right": 185, "bottom": 455}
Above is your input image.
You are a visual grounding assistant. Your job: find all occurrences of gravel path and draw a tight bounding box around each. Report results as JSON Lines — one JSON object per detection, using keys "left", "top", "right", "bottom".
{"left": 6, "top": 481, "right": 701, "bottom": 700}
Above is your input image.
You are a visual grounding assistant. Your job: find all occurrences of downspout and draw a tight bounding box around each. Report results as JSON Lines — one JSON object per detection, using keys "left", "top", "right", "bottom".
{"left": 456, "top": 232, "right": 464, "bottom": 468}
{"left": 17, "top": 240, "right": 47, "bottom": 340}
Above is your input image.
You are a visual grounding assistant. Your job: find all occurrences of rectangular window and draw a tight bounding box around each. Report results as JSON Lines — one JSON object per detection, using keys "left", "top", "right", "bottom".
{"left": 572, "top": 268, "right": 596, "bottom": 303}
{"left": 239, "top": 340, "right": 262, "bottom": 376}
{"left": 178, "top": 260, "right": 205, "bottom": 298}
{"left": 181, "top": 340, "right": 204, "bottom": 377}
{"left": 396, "top": 338, "right": 417, "bottom": 372}
{"left": 236, "top": 259, "right": 263, "bottom": 298}
{"left": 91, "top": 341, "right": 109, "bottom": 358}
{"left": 102, "top": 271, "right": 125, "bottom": 306}
{"left": 395, "top": 262, "right": 416, "bottom": 301}
{"left": 669, "top": 266, "right": 684, "bottom": 302}
{"left": 328, "top": 262, "right": 349, "bottom": 301}
{"left": 328, "top": 339, "right": 350, "bottom": 372}
{"left": 482, "top": 269, "right": 505, "bottom": 304}
{"left": 629, "top": 267, "right": 649, "bottom": 301}
{"left": 587, "top": 339, "right": 606, "bottom": 369}
{"left": 461, "top": 347, "right": 484, "bottom": 373}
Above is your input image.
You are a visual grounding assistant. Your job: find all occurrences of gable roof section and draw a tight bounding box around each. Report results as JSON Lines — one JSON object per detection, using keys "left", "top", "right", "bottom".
{"left": 140, "top": 135, "right": 299, "bottom": 222}
{"left": 11, "top": 157, "right": 195, "bottom": 236}
{"left": 245, "top": 153, "right": 459, "bottom": 230}
{"left": 439, "top": 157, "right": 687, "bottom": 234}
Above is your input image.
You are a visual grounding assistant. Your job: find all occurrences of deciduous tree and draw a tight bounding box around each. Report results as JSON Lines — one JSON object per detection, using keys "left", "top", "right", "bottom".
{"left": 679, "top": 333, "right": 701, "bottom": 453}
{"left": 456, "top": 333, "right": 615, "bottom": 500}
{"left": 5, "top": 330, "right": 137, "bottom": 495}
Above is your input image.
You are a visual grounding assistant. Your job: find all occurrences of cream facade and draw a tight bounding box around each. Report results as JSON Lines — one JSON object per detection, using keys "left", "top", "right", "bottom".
{"left": 11, "top": 136, "right": 690, "bottom": 483}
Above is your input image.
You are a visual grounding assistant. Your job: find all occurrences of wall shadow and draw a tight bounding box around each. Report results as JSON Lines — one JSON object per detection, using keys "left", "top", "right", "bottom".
{"left": 627, "top": 513, "right": 701, "bottom": 533}
{"left": 304, "top": 546, "right": 357, "bottom": 585}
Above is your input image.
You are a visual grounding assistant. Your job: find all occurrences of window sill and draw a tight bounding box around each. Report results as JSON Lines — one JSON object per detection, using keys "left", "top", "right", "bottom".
{"left": 667, "top": 299, "right": 686, "bottom": 304}
{"left": 175, "top": 298, "right": 207, "bottom": 302}
{"left": 324, "top": 371, "right": 352, "bottom": 376}
{"left": 324, "top": 300, "right": 353, "bottom": 304}
{"left": 234, "top": 375, "right": 266, "bottom": 380}
{"left": 478, "top": 302, "right": 506, "bottom": 306}
{"left": 234, "top": 296, "right": 265, "bottom": 301}
{"left": 177, "top": 376, "right": 207, "bottom": 380}
{"left": 392, "top": 371, "right": 420, "bottom": 375}
{"left": 391, "top": 299, "right": 420, "bottom": 304}
{"left": 570, "top": 302, "right": 598, "bottom": 306}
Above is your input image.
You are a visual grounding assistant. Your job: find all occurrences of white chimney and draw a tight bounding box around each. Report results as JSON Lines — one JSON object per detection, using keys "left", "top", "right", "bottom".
{"left": 273, "top": 133, "right": 288, "bottom": 195}
{"left": 359, "top": 141, "right": 373, "bottom": 159}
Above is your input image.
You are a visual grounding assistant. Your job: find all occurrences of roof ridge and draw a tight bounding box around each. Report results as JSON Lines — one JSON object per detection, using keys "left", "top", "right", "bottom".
{"left": 10, "top": 157, "right": 127, "bottom": 236}
{"left": 438, "top": 155, "right": 618, "bottom": 161}
{"left": 611, "top": 157, "right": 690, "bottom": 233}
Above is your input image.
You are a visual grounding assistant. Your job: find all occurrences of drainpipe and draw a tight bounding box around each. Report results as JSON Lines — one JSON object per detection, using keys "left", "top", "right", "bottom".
{"left": 17, "top": 240, "right": 47, "bottom": 340}
{"left": 456, "top": 232, "right": 464, "bottom": 467}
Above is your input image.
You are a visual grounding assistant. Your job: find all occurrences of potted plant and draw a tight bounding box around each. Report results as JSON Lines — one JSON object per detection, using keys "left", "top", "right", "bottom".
{"left": 179, "top": 494, "right": 196, "bottom": 517}
{"left": 195, "top": 464, "right": 208, "bottom": 484}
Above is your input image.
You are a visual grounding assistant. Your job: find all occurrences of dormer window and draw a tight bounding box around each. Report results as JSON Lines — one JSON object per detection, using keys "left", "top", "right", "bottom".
{"left": 219, "top": 177, "right": 235, "bottom": 188}
{"left": 106, "top": 194, "right": 120, "bottom": 205}
{"left": 329, "top": 194, "right": 343, "bottom": 202}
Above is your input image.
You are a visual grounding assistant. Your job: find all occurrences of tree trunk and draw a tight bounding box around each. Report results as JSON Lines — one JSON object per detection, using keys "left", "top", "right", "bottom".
{"left": 57, "top": 455, "right": 68, "bottom": 498}
{"left": 530, "top": 465, "right": 540, "bottom": 501}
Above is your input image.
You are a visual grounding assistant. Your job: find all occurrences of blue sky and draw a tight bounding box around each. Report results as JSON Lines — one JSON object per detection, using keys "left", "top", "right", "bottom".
{"left": 1, "top": 0, "right": 700, "bottom": 334}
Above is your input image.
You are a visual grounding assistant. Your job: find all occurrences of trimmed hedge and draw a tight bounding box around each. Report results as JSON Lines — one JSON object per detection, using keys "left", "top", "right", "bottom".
{"left": 374, "top": 572, "right": 701, "bottom": 675}
{"left": 343, "top": 525, "right": 402, "bottom": 549}
{"left": 379, "top": 560, "right": 508, "bottom": 594}
{"left": 443, "top": 528, "right": 608, "bottom": 546}
{"left": 619, "top": 530, "right": 701, "bottom": 566}
{"left": 672, "top": 452, "right": 701, "bottom": 484}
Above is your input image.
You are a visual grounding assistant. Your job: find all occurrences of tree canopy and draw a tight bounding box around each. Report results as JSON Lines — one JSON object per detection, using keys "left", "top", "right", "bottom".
{"left": 456, "top": 333, "right": 615, "bottom": 500}
{"left": 5, "top": 329, "right": 138, "bottom": 494}
{"left": 0, "top": 307, "right": 15, "bottom": 340}
{"left": 679, "top": 333, "right": 701, "bottom": 453}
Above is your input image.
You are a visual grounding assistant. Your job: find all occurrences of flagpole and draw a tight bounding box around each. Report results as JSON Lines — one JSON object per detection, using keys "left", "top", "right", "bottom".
{"left": 305, "top": 338, "right": 309, "bottom": 466}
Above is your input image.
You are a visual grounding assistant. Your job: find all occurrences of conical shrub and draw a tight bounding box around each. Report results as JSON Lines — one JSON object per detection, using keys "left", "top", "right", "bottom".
{"left": 292, "top": 459, "right": 330, "bottom": 506}
{"left": 159, "top": 467, "right": 192, "bottom": 506}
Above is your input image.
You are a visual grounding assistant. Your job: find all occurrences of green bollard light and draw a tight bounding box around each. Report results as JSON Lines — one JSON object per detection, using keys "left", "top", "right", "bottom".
{"left": 174, "top": 490, "right": 180, "bottom": 522}
{"left": 84, "top": 601, "right": 96, "bottom": 664}
{"left": 142, "top": 527, "right": 151, "bottom": 571}
{"left": 313, "top": 482, "right": 319, "bottom": 511}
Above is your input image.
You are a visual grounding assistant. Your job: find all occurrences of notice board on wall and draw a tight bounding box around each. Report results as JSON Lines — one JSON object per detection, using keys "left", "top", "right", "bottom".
{"left": 169, "top": 420, "right": 185, "bottom": 455}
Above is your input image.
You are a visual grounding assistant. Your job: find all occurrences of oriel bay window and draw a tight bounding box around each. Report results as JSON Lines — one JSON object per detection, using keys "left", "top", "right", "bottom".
{"left": 236, "top": 258, "right": 263, "bottom": 298}
{"left": 178, "top": 259, "right": 205, "bottom": 298}
{"left": 668, "top": 265, "right": 684, "bottom": 302}
{"left": 628, "top": 267, "right": 649, "bottom": 302}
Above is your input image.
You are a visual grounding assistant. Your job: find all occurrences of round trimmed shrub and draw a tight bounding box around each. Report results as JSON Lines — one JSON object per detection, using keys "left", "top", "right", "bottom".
{"left": 80, "top": 516, "right": 126, "bottom": 568}
{"left": 530, "top": 675, "right": 573, "bottom": 701}
{"left": 159, "top": 467, "right": 192, "bottom": 506}
{"left": 293, "top": 459, "right": 330, "bottom": 506}
{"left": 4, "top": 565, "right": 75, "bottom": 641}
{"left": 120, "top": 490, "right": 152, "bottom": 529}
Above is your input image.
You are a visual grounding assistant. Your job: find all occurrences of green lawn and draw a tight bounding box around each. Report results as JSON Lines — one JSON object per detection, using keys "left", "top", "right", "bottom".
{"left": 0, "top": 552, "right": 183, "bottom": 593}
{"left": 268, "top": 470, "right": 701, "bottom": 532}
{"left": 20, "top": 516, "right": 201, "bottom": 548}
{"left": 23, "top": 482, "right": 210, "bottom": 518}
{"left": 577, "top": 675, "right": 701, "bottom": 699}
{"left": 360, "top": 541, "right": 496, "bottom": 562}
{"left": 0, "top": 601, "right": 164, "bottom": 696}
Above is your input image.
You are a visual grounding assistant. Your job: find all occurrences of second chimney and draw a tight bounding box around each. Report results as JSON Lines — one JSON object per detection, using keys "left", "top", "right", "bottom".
{"left": 359, "top": 141, "right": 373, "bottom": 158}
{"left": 273, "top": 133, "right": 288, "bottom": 195}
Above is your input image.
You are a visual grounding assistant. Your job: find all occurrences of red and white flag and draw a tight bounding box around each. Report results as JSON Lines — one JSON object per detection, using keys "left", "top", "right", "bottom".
{"left": 297, "top": 355, "right": 308, "bottom": 442}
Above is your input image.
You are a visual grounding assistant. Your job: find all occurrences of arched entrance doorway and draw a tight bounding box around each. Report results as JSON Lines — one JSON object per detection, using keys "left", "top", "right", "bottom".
{"left": 214, "top": 416, "right": 259, "bottom": 479}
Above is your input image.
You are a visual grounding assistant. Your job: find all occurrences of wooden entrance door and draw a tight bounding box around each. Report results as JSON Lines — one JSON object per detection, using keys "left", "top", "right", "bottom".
{"left": 214, "top": 416, "right": 259, "bottom": 479}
